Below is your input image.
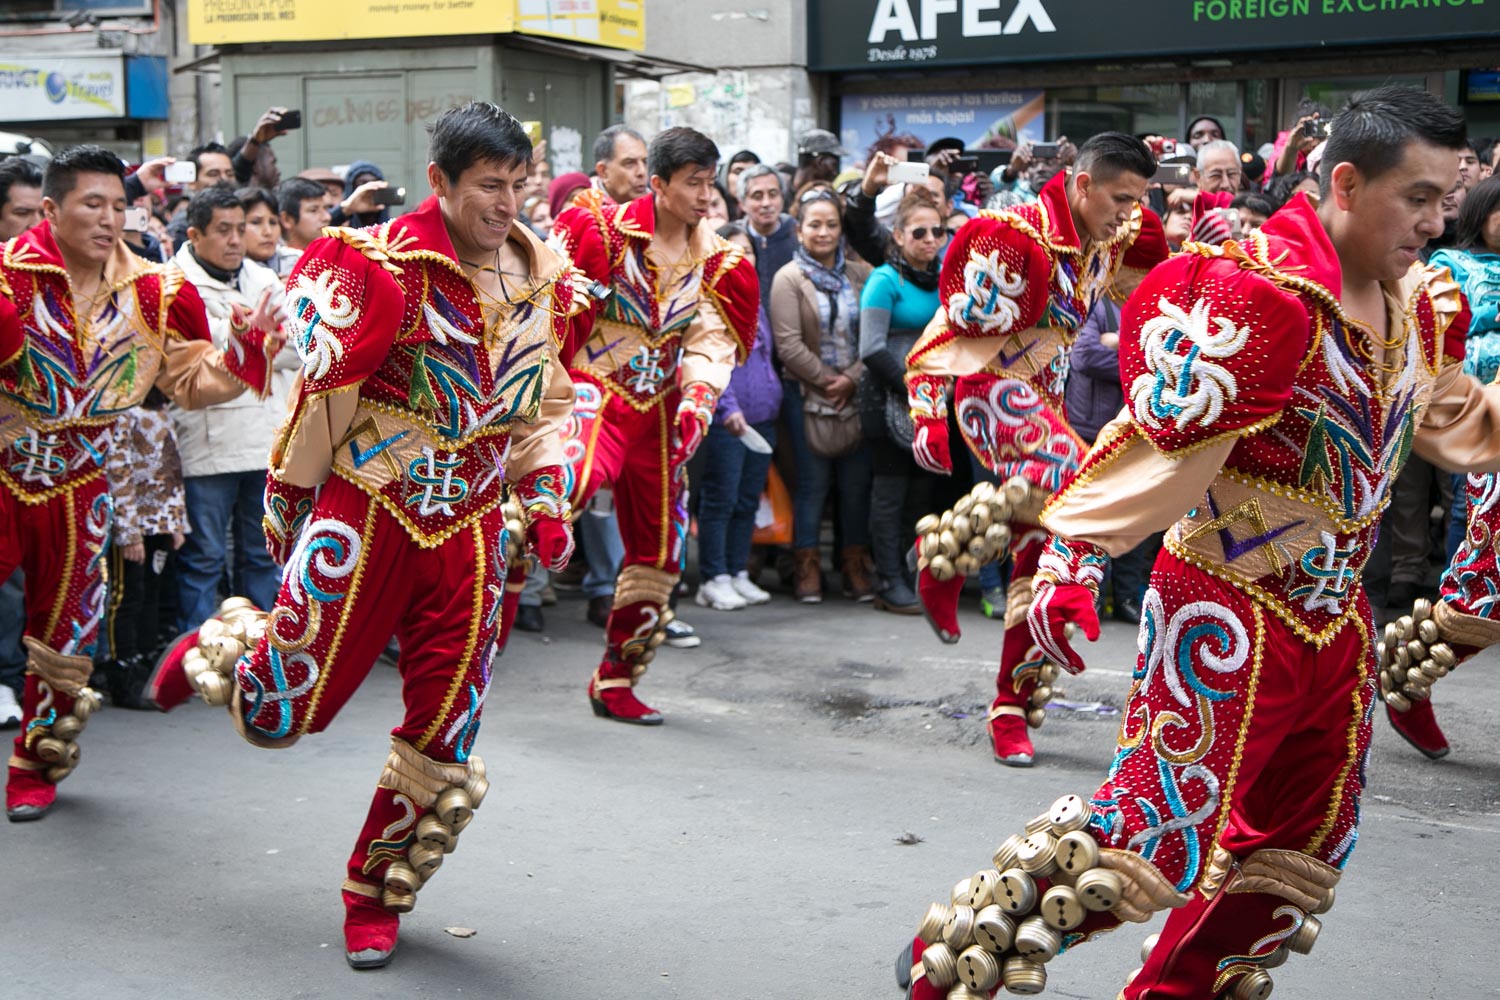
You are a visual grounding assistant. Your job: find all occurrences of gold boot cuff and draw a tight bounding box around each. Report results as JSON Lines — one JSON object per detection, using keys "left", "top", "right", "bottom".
{"left": 1431, "top": 597, "right": 1500, "bottom": 652}
{"left": 1099, "top": 848, "right": 1192, "bottom": 923}
{"left": 614, "top": 565, "right": 677, "bottom": 609}
{"left": 22, "top": 637, "right": 92, "bottom": 698}
{"left": 379, "top": 736, "right": 470, "bottom": 810}
{"left": 1230, "top": 849, "right": 1340, "bottom": 912}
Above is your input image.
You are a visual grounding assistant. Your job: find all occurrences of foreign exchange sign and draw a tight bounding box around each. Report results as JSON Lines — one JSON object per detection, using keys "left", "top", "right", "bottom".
{"left": 808, "top": 0, "right": 1498, "bottom": 71}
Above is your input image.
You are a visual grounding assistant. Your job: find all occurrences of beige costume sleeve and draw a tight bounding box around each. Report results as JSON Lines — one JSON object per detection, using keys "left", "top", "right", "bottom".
{"left": 678, "top": 298, "right": 738, "bottom": 393}
{"left": 1039, "top": 412, "right": 1235, "bottom": 557}
{"left": 153, "top": 336, "right": 254, "bottom": 410}
{"left": 906, "top": 310, "right": 1007, "bottom": 380}
{"left": 1412, "top": 363, "right": 1500, "bottom": 474}
{"left": 507, "top": 362, "right": 577, "bottom": 480}
{"left": 268, "top": 381, "right": 361, "bottom": 489}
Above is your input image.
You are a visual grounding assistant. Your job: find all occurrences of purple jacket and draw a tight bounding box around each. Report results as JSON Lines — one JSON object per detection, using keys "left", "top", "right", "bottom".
{"left": 715, "top": 304, "right": 783, "bottom": 426}
{"left": 1064, "top": 297, "right": 1123, "bottom": 446}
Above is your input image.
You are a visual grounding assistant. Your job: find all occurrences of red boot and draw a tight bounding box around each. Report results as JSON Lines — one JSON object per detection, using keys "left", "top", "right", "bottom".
{"left": 344, "top": 887, "right": 401, "bottom": 969}
{"left": 6, "top": 641, "right": 92, "bottom": 822}
{"left": 145, "top": 629, "right": 201, "bottom": 712}
{"left": 918, "top": 565, "right": 965, "bottom": 644}
{"left": 587, "top": 586, "right": 670, "bottom": 725}
{"left": 6, "top": 764, "right": 56, "bottom": 822}
{"left": 1386, "top": 699, "right": 1450, "bottom": 760}
{"left": 988, "top": 706, "right": 1034, "bottom": 767}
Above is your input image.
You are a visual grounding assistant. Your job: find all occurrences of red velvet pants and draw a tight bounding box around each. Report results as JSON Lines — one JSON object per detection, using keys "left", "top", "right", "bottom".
{"left": 4, "top": 478, "right": 111, "bottom": 776}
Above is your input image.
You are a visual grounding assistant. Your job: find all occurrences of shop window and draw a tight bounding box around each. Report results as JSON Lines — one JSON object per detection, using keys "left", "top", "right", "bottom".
{"left": 1047, "top": 84, "right": 1179, "bottom": 146}
{"left": 1187, "top": 81, "right": 1239, "bottom": 149}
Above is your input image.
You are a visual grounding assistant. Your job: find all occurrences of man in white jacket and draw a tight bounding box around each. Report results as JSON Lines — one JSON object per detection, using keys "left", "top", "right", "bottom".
{"left": 171, "top": 185, "right": 298, "bottom": 626}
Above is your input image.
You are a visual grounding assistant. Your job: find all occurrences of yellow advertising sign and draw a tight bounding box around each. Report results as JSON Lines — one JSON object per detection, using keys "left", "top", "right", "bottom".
{"left": 188, "top": 0, "right": 642, "bottom": 50}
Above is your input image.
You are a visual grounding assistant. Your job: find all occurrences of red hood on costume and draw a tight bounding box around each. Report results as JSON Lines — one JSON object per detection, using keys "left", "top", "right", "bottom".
{"left": 1257, "top": 193, "right": 1343, "bottom": 301}
{"left": 1035, "top": 171, "right": 1081, "bottom": 250}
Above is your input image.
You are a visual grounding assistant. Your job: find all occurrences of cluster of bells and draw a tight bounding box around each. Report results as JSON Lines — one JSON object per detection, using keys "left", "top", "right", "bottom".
{"left": 502, "top": 499, "right": 526, "bottom": 571}
{"left": 624, "top": 605, "right": 675, "bottom": 677}
{"left": 1375, "top": 598, "right": 1458, "bottom": 713}
{"left": 915, "top": 477, "right": 1031, "bottom": 584}
{"left": 909, "top": 794, "right": 1125, "bottom": 997}
{"left": 380, "top": 757, "right": 489, "bottom": 914}
{"left": 30, "top": 685, "right": 103, "bottom": 785}
{"left": 183, "top": 597, "right": 268, "bottom": 706}
{"left": 1132, "top": 884, "right": 1331, "bottom": 1000}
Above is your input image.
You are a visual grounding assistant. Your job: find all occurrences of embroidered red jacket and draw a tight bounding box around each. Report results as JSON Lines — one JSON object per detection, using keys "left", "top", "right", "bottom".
{"left": 0, "top": 223, "right": 270, "bottom": 504}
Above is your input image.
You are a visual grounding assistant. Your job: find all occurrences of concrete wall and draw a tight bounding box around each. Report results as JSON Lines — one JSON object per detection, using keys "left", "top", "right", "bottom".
{"left": 624, "top": 0, "right": 819, "bottom": 165}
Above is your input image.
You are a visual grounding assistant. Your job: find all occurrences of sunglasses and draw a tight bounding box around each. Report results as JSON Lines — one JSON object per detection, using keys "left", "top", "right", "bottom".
{"left": 908, "top": 226, "right": 956, "bottom": 240}
{"left": 799, "top": 188, "right": 838, "bottom": 205}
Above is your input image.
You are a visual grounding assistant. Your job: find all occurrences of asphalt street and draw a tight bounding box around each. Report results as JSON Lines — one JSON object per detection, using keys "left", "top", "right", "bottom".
{"left": 4, "top": 586, "right": 1499, "bottom": 999}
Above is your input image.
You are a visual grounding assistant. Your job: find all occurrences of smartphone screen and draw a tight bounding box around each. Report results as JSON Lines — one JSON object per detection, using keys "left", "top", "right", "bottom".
{"left": 164, "top": 161, "right": 196, "bottom": 185}
{"left": 888, "top": 160, "right": 931, "bottom": 185}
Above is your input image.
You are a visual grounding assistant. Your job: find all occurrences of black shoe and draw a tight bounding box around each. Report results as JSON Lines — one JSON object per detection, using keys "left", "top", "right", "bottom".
{"left": 1112, "top": 599, "right": 1142, "bottom": 625}
{"left": 106, "top": 655, "right": 158, "bottom": 711}
{"left": 587, "top": 595, "right": 612, "bottom": 628}
{"left": 515, "top": 604, "right": 545, "bottom": 633}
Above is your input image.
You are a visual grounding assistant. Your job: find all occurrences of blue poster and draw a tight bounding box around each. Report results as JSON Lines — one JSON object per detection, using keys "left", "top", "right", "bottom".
{"left": 839, "top": 89, "right": 1046, "bottom": 163}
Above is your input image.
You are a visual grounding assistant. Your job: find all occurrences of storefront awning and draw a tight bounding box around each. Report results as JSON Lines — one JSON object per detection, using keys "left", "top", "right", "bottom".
{"left": 504, "top": 34, "right": 712, "bottom": 79}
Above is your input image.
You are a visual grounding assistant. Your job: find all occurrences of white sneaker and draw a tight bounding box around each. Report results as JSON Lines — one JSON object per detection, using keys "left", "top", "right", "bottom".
{"left": 731, "top": 571, "right": 771, "bottom": 605}
{"left": 0, "top": 683, "right": 20, "bottom": 729}
{"left": 696, "top": 575, "right": 747, "bottom": 611}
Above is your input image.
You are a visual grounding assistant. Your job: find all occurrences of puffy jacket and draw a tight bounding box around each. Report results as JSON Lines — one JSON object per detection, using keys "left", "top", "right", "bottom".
{"left": 169, "top": 244, "right": 300, "bottom": 476}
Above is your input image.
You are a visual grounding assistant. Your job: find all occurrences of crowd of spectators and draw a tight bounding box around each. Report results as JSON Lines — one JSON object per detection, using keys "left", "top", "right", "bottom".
{"left": 1, "top": 97, "right": 1495, "bottom": 725}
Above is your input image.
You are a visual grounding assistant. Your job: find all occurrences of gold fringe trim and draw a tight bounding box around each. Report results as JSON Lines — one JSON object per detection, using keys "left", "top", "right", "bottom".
{"left": 21, "top": 637, "right": 92, "bottom": 698}
{"left": 378, "top": 736, "right": 469, "bottom": 809}
{"left": 1230, "top": 849, "right": 1341, "bottom": 912}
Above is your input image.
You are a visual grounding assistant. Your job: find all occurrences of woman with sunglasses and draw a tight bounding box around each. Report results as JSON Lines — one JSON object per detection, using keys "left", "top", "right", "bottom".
{"left": 858, "top": 188, "right": 946, "bottom": 614}
{"left": 771, "top": 186, "right": 876, "bottom": 602}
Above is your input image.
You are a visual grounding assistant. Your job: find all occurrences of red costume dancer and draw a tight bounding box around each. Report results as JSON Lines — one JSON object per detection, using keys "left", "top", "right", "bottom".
{"left": 896, "top": 88, "right": 1500, "bottom": 1000}
{"left": 551, "top": 127, "right": 756, "bottom": 725}
{"left": 1378, "top": 464, "right": 1500, "bottom": 759}
{"left": 2, "top": 146, "right": 273, "bottom": 822}
{"left": 905, "top": 134, "right": 1167, "bottom": 766}
{"left": 156, "top": 104, "right": 589, "bottom": 968}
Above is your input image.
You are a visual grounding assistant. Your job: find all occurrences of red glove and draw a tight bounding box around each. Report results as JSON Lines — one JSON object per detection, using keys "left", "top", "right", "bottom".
{"left": 670, "top": 381, "right": 716, "bottom": 468}
{"left": 1027, "top": 535, "right": 1107, "bottom": 674}
{"left": 262, "top": 476, "right": 317, "bottom": 565}
{"left": 907, "top": 373, "right": 951, "bottom": 474}
{"left": 514, "top": 466, "right": 574, "bottom": 572}
{"left": 912, "top": 416, "right": 952, "bottom": 475}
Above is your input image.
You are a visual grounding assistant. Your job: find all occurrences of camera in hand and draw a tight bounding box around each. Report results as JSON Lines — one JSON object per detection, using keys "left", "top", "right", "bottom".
{"left": 1032, "top": 141, "right": 1060, "bottom": 159}
{"left": 1304, "top": 118, "right": 1330, "bottom": 140}
{"left": 370, "top": 186, "right": 407, "bottom": 207}
{"left": 279, "top": 109, "right": 302, "bottom": 131}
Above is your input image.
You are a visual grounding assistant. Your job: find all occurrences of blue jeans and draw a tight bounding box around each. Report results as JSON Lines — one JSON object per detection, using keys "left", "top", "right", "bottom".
{"left": 579, "top": 504, "right": 624, "bottom": 600}
{"left": 698, "top": 421, "right": 777, "bottom": 578}
{"left": 0, "top": 569, "right": 24, "bottom": 693}
{"left": 784, "top": 380, "right": 872, "bottom": 551}
{"left": 178, "top": 470, "right": 280, "bottom": 629}
{"left": 1448, "top": 472, "right": 1469, "bottom": 563}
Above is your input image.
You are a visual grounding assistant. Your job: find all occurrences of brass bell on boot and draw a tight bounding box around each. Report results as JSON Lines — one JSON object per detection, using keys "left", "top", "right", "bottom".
{"left": 929, "top": 554, "right": 957, "bottom": 582}
{"left": 1054, "top": 830, "right": 1099, "bottom": 875}
{"left": 1262, "top": 946, "right": 1289, "bottom": 969}
{"left": 451, "top": 808, "right": 475, "bottom": 836}
{"left": 994, "top": 869, "right": 1037, "bottom": 915}
{"left": 943, "top": 904, "right": 977, "bottom": 950}
{"left": 1312, "top": 886, "right": 1335, "bottom": 915}
{"left": 1026, "top": 708, "right": 1046, "bottom": 729}
{"left": 408, "top": 843, "right": 444, "bottom": 880}
{"left": 973, "top": 905, "right": 1014, "bottom": 952}
{"left": 384, "top": 861, "right": 421, "bottom": 895}
{"left": 73, "top": 689, "right": 101, "bottom": 721}
{"left": 1013, "top": 916, "right": 1061, "bottom": 963}
{"left": 416, "top": 814, "right": 453, "bottom": 850}
{"left": 219, "top": 596, "right": 257, "bottom": 616}
{"left": 435, "top": 786, "right": 474, "bottom": 828}
{"left": 966, "top": 869, "right": 1001, "bottom": 910}
{"left": 970, "top": 504, "right": 993, "bottom": 535}
{"left": 463, "top": 775, "right": 489, "bottom": 809}
{"left": 952, "top": 876, "right": 975, "bottom": 906}
{"left": 1039, "top": 884, "right": 1085, "bottom": 931}
{"left": 920, "top": 940, "right": 958, "bottom": 989}
{"left": 1003, "top": 476, "right": 1031, "bottom": 507}
{"left": 946, "top": 987, "right": 986, "bottom": 1000}
{"left": 992, "top": 834, "right": 1024, "bottom": 873}
{"left": 1231, "top": 968, "right": 1274, "bottom": 1000}
{"left": 52, "top": 714, "right": 83, "bottom": 741}
{"left": 198, "top": 618, "right": 227, "bottom": 644}
{"left": 954, "top": 553, "right": 981, "bottom": 578}
{"left": 1015, "top": 833, "right": 1058, "bottom": 877}
{"left": 1075, "top": 868, "right": 1124, "bottom": 912}
{"left": 196, "top": 670, "right": 233, "bottom": 707}
{"left": 1286, "top": 914, "right": 1320, "bottom": 955}
{"left": 1140, "top": 932, "right": 1159, "bottom": 963}
{"left": 957, "top": 945, "right": 1001, "bottom": 992}
{"left": 1049, "top": 794, "right": 1090, "bottom": 834}
{"left": 1000, "top": 954, "right": 1047, "bottom": 995}
{"left": 46, "top": 764, "right": 73, "bottom": 783}
{"left": 35, "top": 736, "right": 67, "bottom": 763}
{"left": 382, "top": 888, "right": 416, "bottom": 914}
{"left": 917, "top": 901, "right": 951, "bottom": 944}
{"left": 62, "top": 740, "right": 80, "bottom": 766}
{"left": 916, "top": 514, "right": 941, "bottom": 536}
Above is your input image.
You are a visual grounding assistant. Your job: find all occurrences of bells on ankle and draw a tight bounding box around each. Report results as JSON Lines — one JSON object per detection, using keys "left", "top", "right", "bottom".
{"left": 380, "top": 754, "right": 487, "bottom": 914}
{"left": 26, "top": 686, "right": 100, "bottom": 786}
{"left": 184, "top": 600, "right": 269, "bottom": 706}
{"left": 909, "top": 795, "right": 1123, "bottom": 996}
{"left": 1377, "top": 597, "right": 1458, "bottom": 712}
{"left": 915, "top": 478, "right": 1028, "bottom": 583}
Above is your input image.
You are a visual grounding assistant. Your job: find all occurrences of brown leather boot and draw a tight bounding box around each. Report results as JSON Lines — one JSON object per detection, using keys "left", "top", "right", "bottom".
{"left": 793, "top": 548, "right": 823, "bottom": 603}
{"left": 840, "top": 546, "right": 875, "bottom": 602}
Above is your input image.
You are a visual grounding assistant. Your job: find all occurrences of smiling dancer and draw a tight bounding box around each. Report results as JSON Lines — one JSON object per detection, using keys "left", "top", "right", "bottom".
{"left": 896, "top": 87, "right": 1500, "bottom": 1000}
{"left": 155, "top": 102, "right": 592, "bottom": 968}
{"left": 551, "top": 127, "right": 757, "bottom": 725}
